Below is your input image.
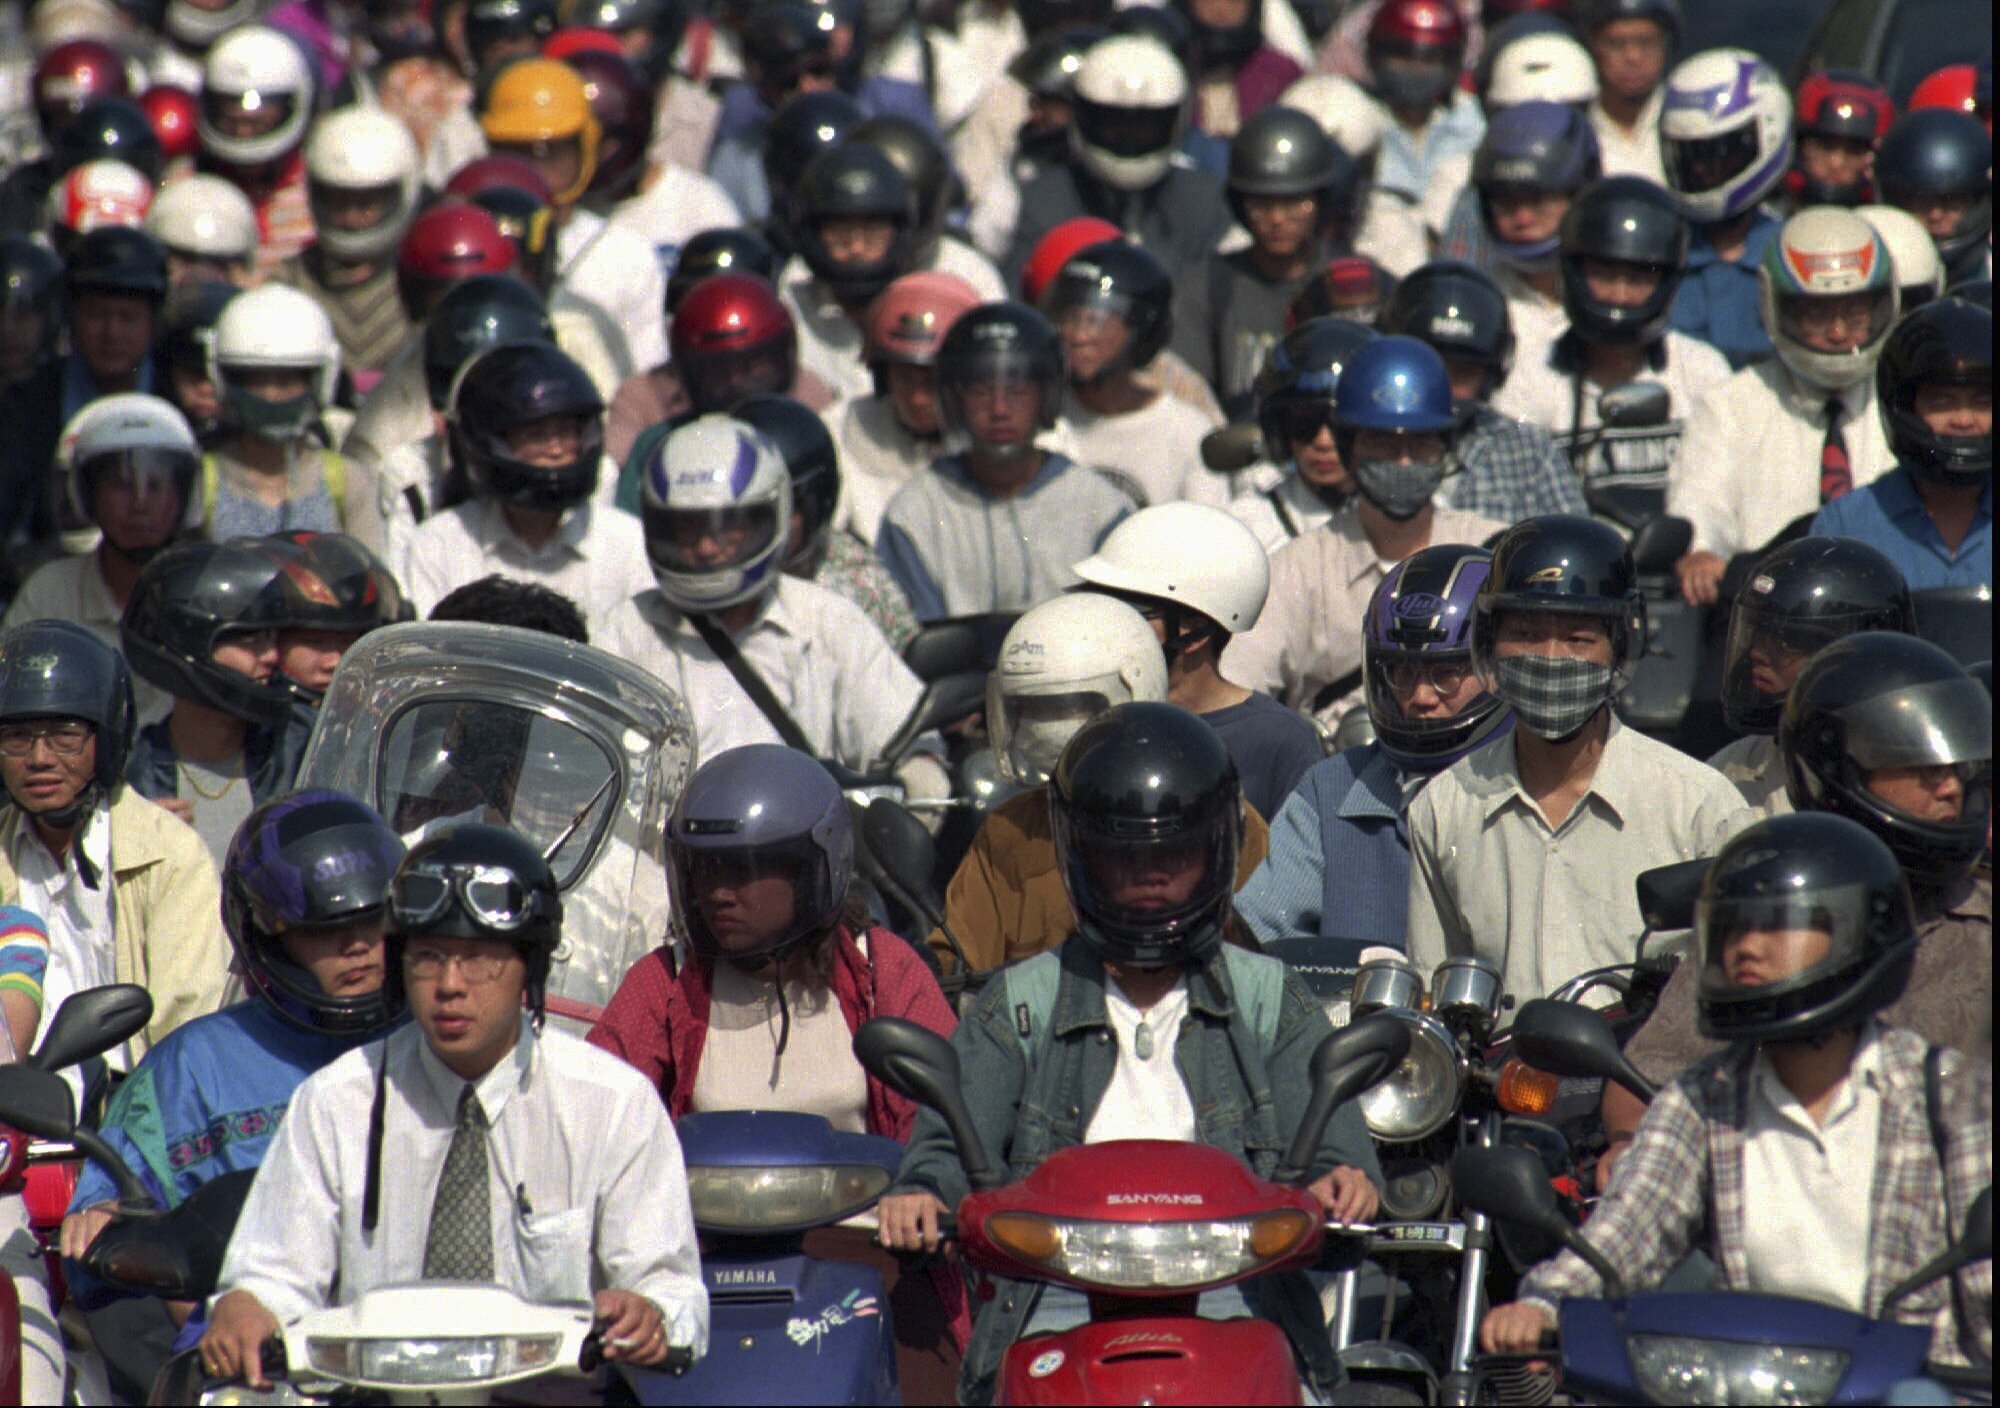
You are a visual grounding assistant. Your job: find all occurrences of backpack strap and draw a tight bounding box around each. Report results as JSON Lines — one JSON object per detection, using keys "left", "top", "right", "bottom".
{"left": 201, "top": 452, "right": 219, "bottom": 526}
{"left": 321, "top": 449, "right": 347, "bottom": 525}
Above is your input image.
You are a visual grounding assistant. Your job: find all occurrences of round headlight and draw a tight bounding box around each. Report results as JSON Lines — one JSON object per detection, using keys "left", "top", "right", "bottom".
{"left": 1357, "top": 1011, "right": 1462, "bottom": 1142}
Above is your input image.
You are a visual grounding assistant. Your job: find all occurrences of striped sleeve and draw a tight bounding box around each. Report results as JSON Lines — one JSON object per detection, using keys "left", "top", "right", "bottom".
{"left": 0, "top": 904, "right": 51, "bottom": 1017}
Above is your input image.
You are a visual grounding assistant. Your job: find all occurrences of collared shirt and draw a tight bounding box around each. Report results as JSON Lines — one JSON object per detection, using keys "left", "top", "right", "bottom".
{"left": 1811, "top": 469, "right": 1994, "bottom": 591}
{"left": 1497, "top": 268, "right": 1570, "bottom": 400}
{"left": 1, "top": 553, "right": 171, "bottom": 723}
{"left": 1228, "top": 468, "right": 1339, "bottom": 554}
{"left": 215, "top": 1018, "right": 708, "bottom": 1352}
{"left": 1374, "top": 89, "right": 1486, "bottom": 238}
{"left": 1438, "top": 406, "right": 1593, "bottom": 523}
{"left": 1707, "top": 732, "right": 1792, "bottom": 818}
{"left": 1589, "top": 88, "right": 1667, "bottom": 184}
{"left": 393, "top": 494, "right": 654, "bottom": 633}
{"left": 9, "top": 806, "right": 115, "bottom": 1049}
{"left": 557, "top": 209, "right": 669, "bottom": 378}
{"left": 1223, "top": 503, "right": 1505, "bottom": 709}
{"left": 1669, "top": 213, "right": 1779, "bottom": 370}
{"left": 1739, "top": 1022, "right": 1884, "bottom": 1310}
{"left": 602, "top": 575, "right": 927, "bottom": 771}
{"left": 1670, "top": 357, "right": 1896, "bottom": 557}
{"left": 1405, "top": 718, "right": 1750, "bottom": 1004}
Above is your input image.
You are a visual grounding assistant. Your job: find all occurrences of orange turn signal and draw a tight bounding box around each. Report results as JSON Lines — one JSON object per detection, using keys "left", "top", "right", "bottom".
{"left": 1496, "top": 1058, "right": 1561, "bottom": 1116}
{"left": 1249, "top": 1208, "right": 1316, "bottom": 1259}
{"left": 986, "top": 1212, "right": 1062, "bottom": 1264}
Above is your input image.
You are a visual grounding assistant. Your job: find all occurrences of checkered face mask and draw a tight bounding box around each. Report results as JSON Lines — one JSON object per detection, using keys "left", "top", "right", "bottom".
{"left": 1491, "top": 652, "right": 1613, "bottom": 741}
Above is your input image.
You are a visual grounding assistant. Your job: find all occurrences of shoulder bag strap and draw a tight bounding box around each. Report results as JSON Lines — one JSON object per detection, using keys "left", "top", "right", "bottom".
{"left": 684, "top": 610, "right": 815, "bottom": 754}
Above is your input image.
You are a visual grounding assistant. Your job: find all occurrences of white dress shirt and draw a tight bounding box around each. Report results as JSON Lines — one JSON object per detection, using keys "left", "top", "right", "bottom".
{"left": 1739, "top": 1022, "right": 1885, "bottom": 1311}
{"left": 1084, "top": 978, "right": 1198, "bottom": 1145}
{"left": 9, "top": 807, "right": 115, "bottom": 1054}
{"left": 1707, "top": 733, "right": 1793, "bottom": 819}
{"left": 1497, "top": 269, "right": 1570, "bottom": 399}
{"left": 607, "top": 163, "right": 743, "bottom": 285}
{"left": 1589, "top": 89, "right": 1668, "bottom": 185}
{"left": 557, "top": 209, "right": 671, "bottom": 378}
{"left": 1406, "top": 718, "right": 1751, "bottom": 1005}
{"left": 215, "top": 1017, "right": 709, "bottom": 1353}
{"left": 601, "top": 576, "right": 927, "bottom": 771}
{"left": 1227, "top": 470, "right": 1341, "bottom": 554}
{"left": 392, "top": 495, "right": 654, "bottom": 634}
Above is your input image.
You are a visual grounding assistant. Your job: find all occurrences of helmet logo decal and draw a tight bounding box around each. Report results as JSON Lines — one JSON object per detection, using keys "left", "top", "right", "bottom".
{"left": 1784, "top": 242, "right": 1875, "bottom": 286}
{"left": 1430, "top": 314, "right": 1474, "bottom": 340}
{"left": 281, "top": 562, "right": 338, "bottom": 606}
{"left": 1525, "top": 565, "right": 1566, "bottom": 584}
{"left": 1371, "top": 373, "right": 1422, "bottom": 413}
{"left": 727, "top": 434, "right": 760, "bottom": 497}
{"left": 1750, "top": 573, "right": 1776, "bottom": 596}
{"left": 1394, "top": 591, "right": 1445, "bottom": 619}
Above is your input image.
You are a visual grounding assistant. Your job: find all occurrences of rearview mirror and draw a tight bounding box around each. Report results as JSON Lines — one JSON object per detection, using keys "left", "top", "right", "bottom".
{"left": 1636, "top": 858, "right": 1707, "bottom": 932}
{"left": 853, "top": 1018, "right": 1001, "bottom": 1191}
{"left": 901, "top": 613, "right": 1018, "bottom": 682}
{"left": 1599, "top": 381, "right": 1669, "bottom": 430}
{"left": 1509, "top": 999, "right": 1656, "bottom": 1103}
{"left": 1276, "top": 1014, "right": 1411, "bottom": 1185}
{"left": 877, "top": 671, "right": 986, "bottom": 768}
{"left": 31, "top": 984, "right": 153, "bottom": 1074}
{"left": 1452, "top": 1144, "right": 1626, "bottom": 1297}
{"left": 1201, "top": 423, "right": 1267, "bottom": 473}
{"left": 0, "top": 1063, "right": 77, "bottom": 1141}
{"left": 1627, "top": 515, "right": 1694, "bottom": 575}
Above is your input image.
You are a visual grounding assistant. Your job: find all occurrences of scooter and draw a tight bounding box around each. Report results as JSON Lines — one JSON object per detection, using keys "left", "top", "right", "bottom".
{"left": 852, "top": 1010, "right": 1411, "bottom": 1405}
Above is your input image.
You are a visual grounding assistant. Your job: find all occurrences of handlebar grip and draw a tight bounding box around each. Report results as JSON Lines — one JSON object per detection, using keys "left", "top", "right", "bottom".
{"left": 579, "top": 1328, "right": 604, "bottom": 1373}
{"left": 260, "top": 1336, "right": 289, "bottom": 1381}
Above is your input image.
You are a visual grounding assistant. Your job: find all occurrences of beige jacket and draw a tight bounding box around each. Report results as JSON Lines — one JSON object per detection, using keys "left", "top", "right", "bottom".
{"left": 0, "top": 788, "right": 231, "bottom": 1058}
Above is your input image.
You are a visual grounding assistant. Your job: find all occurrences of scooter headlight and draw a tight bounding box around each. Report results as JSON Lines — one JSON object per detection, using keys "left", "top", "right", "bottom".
{"left": 685, "top": 1162, "right": 894, "bottom": 1234}
{"left": 1357, "top": 1010, "right": 1462, "bottom": 1142}
{"left": 1626, "top": 1334, "right": 1850, "bottom": 1405}
{"left": 981, "top": 1209, "right": 1316, "bottom": 1291}
{"left": 305, "top": 1334, "right": 564, "bottom": 1386}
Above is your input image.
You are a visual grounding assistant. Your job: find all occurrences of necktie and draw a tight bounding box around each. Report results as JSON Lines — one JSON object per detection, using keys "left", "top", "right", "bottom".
{"left": 1820, "top": 397, "right": 1852, "bottom": 503}
{"left": 423, "top": 1087, "right": 494, "bottom": 1281}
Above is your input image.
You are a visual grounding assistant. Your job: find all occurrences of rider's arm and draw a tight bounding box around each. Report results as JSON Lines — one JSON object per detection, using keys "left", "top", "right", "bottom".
{"left": 586, "top": 949, "right": 682, "bottom": 1097}
{"left": 886, "top": 976, "right": 1030, "bottom": 1212}
{"left": 1268, "top": 972, "right": 1382, "bottom": 1188}
{"left": 929, "top": 794, "right": 1036, "bottom": 974}
{"left": 591, "top": 1076, "right": 710, "bottom": 1359}
{"left": 0, "top": 903, "right": 47, "bottom": 1059}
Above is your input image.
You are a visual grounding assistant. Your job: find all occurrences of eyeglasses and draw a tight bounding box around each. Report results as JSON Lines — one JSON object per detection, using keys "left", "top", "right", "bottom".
{"left": 390, "top": 862, "right": 550, "bottom": 933}
{"left": 0, "top": 721, "right": 93, "bottom": 758}
{"left": 1273, "top": 403, "right": 1339, "bottom": 444}
{"left": 1384, "top": 660, "right": 1474, "bottom": 695}
{"left": 402, "top": 946, "right": 516, "bottom": 984}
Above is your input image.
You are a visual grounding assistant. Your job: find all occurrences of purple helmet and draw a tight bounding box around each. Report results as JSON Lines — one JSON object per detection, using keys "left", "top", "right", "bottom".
{"left": 1364, "top": 544, "right": 1512, "bottom": 771}
{"left": 222, "top": 790, "right": 406, "bottom": 1036}
{"left": 1472, "top": 101, "right": 1602, "bottom": 267}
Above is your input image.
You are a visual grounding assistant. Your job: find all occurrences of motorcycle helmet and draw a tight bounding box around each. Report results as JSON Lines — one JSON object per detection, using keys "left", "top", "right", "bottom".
{"left": 1073, "top": 501, "right": 1268, "bottom": 670}
{"left": 1287, "top": 255, "right": 1397, "bottom": 329}
{"left": 1171, "top": 0, "right": 1256, "bottom": 73}
{"left": 862, "top": 269, "right": 981, "bottom": 392}
{"left": 1874, "top": 296, "right": 1992, "bottom": 488}
{"left": 1694, "top": 812, "right": 1916, "bottom": 1044}
{"left": 1857, "top": 204, "right": 1945, "bottom": 311}
{"left": 1788, "top": 70, "right": 1895, "bottom": 207}
{"left": 1721, "top": 536, "right": 1916, "bottom": 735}
{"left": 563, "top": 47, "right": 650, "bottom": 204}
{"left": 1363, "top": 544, "right": 1510, "bottom": 771}
{"left": 557, "top": 0, "right": 688, "bottom": 84}
{"left": 1041, "top": 238, "right": 1173, "bottom": 389}
{"left": 1365, "top": 0, "right": 1467, "bottom": 113}
{"left": 58, "top": 392, "right": 202, "bottom": 553}
{"left": 33, "top": 38, "right": 129, "bottom": 136}
{"left": 1559, "top": 176, "right": 1690, "bottom": 348}
{"left": 465, "top": 0, "right": 559, "bottom": 70}
{"left": 0, "top": 236, "right": 64, "bottom": 372}
{"left": 198, "top": 26, "right": 315, "bottom": 169}
{"left": 1659, "top": 48, "right": 1793, "bottom": 225}
{"left": 224, "top": 790, "right": 406, "bottom": 1035}
{"left": 762, "top": 90, "right": 867, "bottom": 249}
{"left": 1226, "top": 104, "right": 1361, "bottom": 244}
{"left": 666, "top": 228, "right": 779, "bottom": 315}
{"left": 386, "top": 823, "right": 563, "bottom": 1022}
{"left": 1070, "top": 34, "right": 1188, "bottom": 194}
{"left": 479, "top": 57, "right": 601, "bottom": 206}
{"left": 144, "top": 173, "right": 260, "bottom": 278}
{"left": 446, "top": 340, "right": 605, "bottom": 510}
{"left": 789, "top": 143, "right": 920, "bottom": 306}
{"left": 1780, "top": 631, "right": 1992, "bottom": 888}
{"left": 266, "top": 530, "right": 411, "bottom": 673}
{"left": 1049, "top": 701, "right": 1243, "bottom": 970}
{"left": 120, "top": 538, "right": 295, "bottom": 723}
{"left": 304, "top": 107, "right": 424, "bottom": 263}
{"left": 640, "top": 414, "right": 793, "bottom": 611}
{"left": 1472, "top": 100, "right": 1601, "bottom": 270}
{"left": 934, "top": 300, "right": 1065, "bottom": 459}
{"left": 50, "top": 96, "right": 165, "bottom": 184}
{"left": 0, "top": 620, "right": 136, "bottom": 801}
{"left": 1377, "top": 260, "right": 1515, "bottom": 401}
{"left": 142, "top": 86, "right": 202, "bottom": 165}
{"left": 395, "top": 204, "right": 520, "bottom": 317}
{"left": 849, "top": 114, "right": 956, "bottom": 267}
{"left": 987, "top": 593, "right": 1166, "bottom": 787}
{"left": 1473, "top": 512, "right": 1644, "bottom": 674}
{"left": 731, "top": 393, "right": 839, "bottom": 572}
{"left": 1484, "top": 31, "right": 1599, "bottom": 110}
{"left": 46, "top": 160, "right": 153, "bottom": 253}
{"left": 668, "top": 271, "right": 799, "bottom": 412}
{"left": 1009, "top": 27, "right": 1107, "bottom": 166}
{"left": 1758, "top": 206, "right": 1898, "bottom": 392}
{"left": 422, "top": 273, "right": 556, "bottom": 412}
{"left": 1907, "top": 64, "right": 1983, "bottom": 119}
{"left": 210, "top": 284, "right": 341, "bottom": 443}
{"left": 460, "top": 181, "right": 561, "bottom": 295}
{"left": 159, "top": 281, "right": 240, "bottom": 443}
{"left": 1332, "top": 334, "right": 1459, "bottom": 521}
{"left": 1875, "top": 109, "right": 1993, "bottom": 273}
{"left": 1018, "top": 216, "right": 1124, "bottom": 305}
{"left": 1253, "top": 316, "right": 1377, "bottom": 469}
{"left": 167, "top": 0, "right": 268, "bottom": 48}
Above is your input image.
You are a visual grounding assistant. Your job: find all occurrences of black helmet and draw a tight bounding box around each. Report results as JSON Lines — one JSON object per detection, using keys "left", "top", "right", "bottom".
{"left": 224, "top": 790, "right": 406, "bottom": 1036}
{"left": 0, "top": 619, "right": 137, "bottom": 797}
{"left": 791, "top": 143, "right": 919, "bottom": 306}
{"left": 731, "top": 392, "right": 840, "bottom": 570}
{"left": 50, "top": 95, "right": 165, "bottom": 182}
{"left": 386, "top": 822, "right": 563, "bottom": 1022}
{"left": 1254, "top": 315, "right": 1377, "bottom": 465}
{"left": 446, "top": 341, "right": 606, "bottom": 510}
{"left": 465, "top": 0, "right": 557, "bottom": 68}
{"left": 267, "top": 531, "right": 410, "bottom": 642}
{"left": 559, "top": 0, "right": 688, "bottom": 83}
{"left": 1876, "top": 109, "right": 1993, "bottom": 270}
{"left": 666, "top": 227, "right": 779, "bottom": 316}
{"left": 1721, "top": 537, "right": 1915, "bottom": 735}
{"left": 1049, "top": 701, "right": 1242, "bottom": 970}
{"left": 850, "top": 113, "right": 956, "bottom": 263}
{"left": 1559, "top": 175, "right": 1690, "bottom": 347}
{"left": 1694, "top": 812, "right": 1915, "bottom": 1045}
{"left": 1874, "top": 296, "right": 1992, "bottom": 488}
{"left": 1009, "top": 26, "right": 1104, "bottom": 100}
{"left": 1039, "top": 237, "right": 1173, "bottom": 387}
{"left": 422, "top": 273, "right": 555, "bottom": 413}
{"left": 1473, "top": 514, "right": 1645, "bottom": 670}
{"left": 1226, "top": 105, "right": 1362, "bottom": 242}
{"left": 1172, "top": 0, "right": 1258, "bottom": 73}
{"left": 120, "top": 538, "right": 294, "bottom": 724}
{"left": 1, "top": 236, "right": 64, "bottom": 370}
{"left": 1377, "top": 260, "right": 1515, "bottom": 399}
{"left": 1780, "top": 631, "right": 1992, "bottom": 889}
{"left": 762, "top": 89, "right": 867, "bottom": 247}
{"left": 64, "top": 226, "right": 169, "bottom": 303}
{"left": 1576, "top": 0, "right": 1679, "bottom": 44}
{"left": 1016, "top": 0, "right": 1112, "bottom": 37}
{"left": 743, "top": 0, "right": 833, "bottom": 84}
{"left": 1950, "top": 277, "right": 1992, "bottom": 309}
{"left": 935, "top": 300, "right": 1065, "bottom": 456}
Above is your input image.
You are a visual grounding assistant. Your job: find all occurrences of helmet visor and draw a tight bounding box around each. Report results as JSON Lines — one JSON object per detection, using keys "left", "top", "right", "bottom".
{"left": 991, "top": 686, "right": 1116, "bottom": 786}
{"left": 643, "top": 502, "right": 783, "bottom": 574}
{"left": 679, "top": 343, "right": 793, "bottom": 409}
{"left": 1832, "top": 675, "right": 1992, "bottom": 770}
{"left": 201, "top": 87, "right": 298, "bottom": 142}
{"left": 1720, "top": 603, "right": 1877, "bottom": 731}
{"left": 670, "top": 839, "right": 822, "bottom": 960}
{"left": 1773, "top": 287, "right": 1895, "bottom": 355}
{"left": 1364, "top": 649, "right": 1495, "bottom": 743}
{"left": 1060, "top": 815, "right": 1235, "bottom": 935}
{"left": 1697, "top": 878, "right": 1882, "bottom": 1006}
{"left": 76, "top": 447, "right": 196, "bottom": 508}
{"left": 1666, "top": 124, "right": 1758, "bottom": 196}
{"left": 1073, "top": 98, "right": 1179, "bottom": 158}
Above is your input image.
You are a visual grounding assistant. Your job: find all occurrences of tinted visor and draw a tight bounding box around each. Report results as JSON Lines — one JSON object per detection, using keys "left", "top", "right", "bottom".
{"left": 76, "top": 447, "right": 196, "bottom": 502}
{"left": 1773, "top": 286, "right": 1896, "bottom": 352}
{"left": 201, "top": 87, "right": 298, "bottom": 138}
{"left": 1073, "top": 98, "right": 1179, "bottom": 159}
{"left": 642, "top": 502, "right": 782, "bottom": 573}
{"left": 1697, "top": 879, "right": 1880, "bottom": 1002}
{"left": 1833, "top": 676, "right": 1991, "bottom": 770}
{"left": 1720, "top": 603, "right": 1870, "bottom": 727}
{"left": 679, "top": 343, "right": 791, "bottom": 409}
{"left": 1666, "top": 125, "right": 1759, "bottom": 195}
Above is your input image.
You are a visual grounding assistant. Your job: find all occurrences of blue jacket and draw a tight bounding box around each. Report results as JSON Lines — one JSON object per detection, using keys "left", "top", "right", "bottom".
{"left": 1237, "top": 741, "right": 1414, "bottom": 948}
{"left": 1668, "top": 213, "right": 1778, "bottom": 371}
{"left": 1810, "top": 467, "right": 1993, "bottom": 591}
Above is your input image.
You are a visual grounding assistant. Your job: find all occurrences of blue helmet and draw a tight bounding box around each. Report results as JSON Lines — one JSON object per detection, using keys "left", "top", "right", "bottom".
{"left": 1333, "top": 334, "right": 1458, "bottom": 436}
{"left": 1472, "top": 100, "right": 1602, "bottom": 265}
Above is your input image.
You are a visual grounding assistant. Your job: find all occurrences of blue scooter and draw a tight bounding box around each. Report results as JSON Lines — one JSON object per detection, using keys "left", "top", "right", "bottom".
{"left": 621, "top": 1110, "right": 909, "bottom": 1406}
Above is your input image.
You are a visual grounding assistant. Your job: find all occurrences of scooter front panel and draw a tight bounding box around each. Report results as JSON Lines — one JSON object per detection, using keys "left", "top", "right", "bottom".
{"left": 996, "top": 1315, "right": 1303, "bottom": 1406}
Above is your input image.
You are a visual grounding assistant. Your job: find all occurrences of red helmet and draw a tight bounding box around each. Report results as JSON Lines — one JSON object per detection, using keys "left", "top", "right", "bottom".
{"left": 543, "top": 26, "right": 623, "bottom": 59}
{"left": 667, "top": 271, "right": 798, "bottom": 412}
{"left": 396, "top": 204, "right": 519, "bottom": 318}
{"left": 443, "top": 152, "right": 557, "bottom": 205}
{"left": 1019, "top": 215, "right": 1122, "bottom": 305}
{"left": 1908, "top": 64, "right": 1980, "bottom": 117}
{"left": 1367, "top": 0, "right": 1467, "bottom": 56}
{"left": 1796, "top": 70, "right": 1895, "bottom": 143}
{"left": 563, "top": 49, "right": 650, "bottom": 202}
{"left": 35, "top": 39, "right": 130, "bottom": 133}
{"left": 140, "top": 85, "right": 201, "bottom": 164}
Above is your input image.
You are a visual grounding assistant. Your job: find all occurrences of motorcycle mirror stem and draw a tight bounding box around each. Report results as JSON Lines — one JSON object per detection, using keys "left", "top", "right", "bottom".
{"left": 1451, "top": 1145, "right": 1626, "bottom": 1299}
{"left": 1881, "top": 1187, "right": 1993, "bottom": 1316}
{"left": 852, "top": 1018, "right": 1004, "bottom": 1191}
{"left": 1508, "top": 999, "right": 1657, "bottom": 1104}
{"left": 0, "top": 1065, "right": 158, "bottom": 1213}
{"left": 1274, "top": 1014, "right": 1411, "bottom": 1186}
{"left": 861, "top": 799, "right": 974, "bottom": 983}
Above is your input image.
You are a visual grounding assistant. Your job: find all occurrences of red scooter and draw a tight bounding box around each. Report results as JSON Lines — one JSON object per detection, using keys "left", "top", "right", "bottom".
{"left": 854, "top": 1011, "right": 1410, "bottom": 1405}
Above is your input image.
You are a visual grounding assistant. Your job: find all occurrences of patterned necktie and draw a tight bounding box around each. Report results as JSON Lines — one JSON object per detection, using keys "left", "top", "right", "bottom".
{"left": 423, "top": 1087, "right": 493, "bottom": 1281}
{"left": 1820, "top": 396, "right": 1853, "bottom": 503}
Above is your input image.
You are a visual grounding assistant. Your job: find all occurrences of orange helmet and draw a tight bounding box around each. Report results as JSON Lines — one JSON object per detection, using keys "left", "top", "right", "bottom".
{"left": 479, "top": 57, "right": 602, "bottom": 205}
{"left": 1019, "top": 216, "right": 1123, "bottom": 304}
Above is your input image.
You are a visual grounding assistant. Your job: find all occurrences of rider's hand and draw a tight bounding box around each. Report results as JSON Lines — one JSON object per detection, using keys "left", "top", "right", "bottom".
{"left": 877, "top": 1191, "right": 950, "bottom": 1252}
{"left": 1597, "top": 1079, "right": 1648, "bottom": 1193}
{"left": 155, "top": 796, "right": 196, "bottom": 825}
{"left": 1480, "top": 1301, "right": 1556, "bottom": 1354}
{"left": 200, "top": 1289, "right": 282, "bottom": 1389}
{"left": 60, "top": 1202, "right": 118, "bottom": 1261}
{"left": 594, "top": 1288, "right": 670, "bottom": 1366}
{"left": 1675, "top": 550, "right": 1728, "bottom": 607}
{"left": 1596, "top": 1135, "right": 1634, "bottom": 1193}
{"left": 1309, "top": 1165, "right": 1379, "bottom": 1223}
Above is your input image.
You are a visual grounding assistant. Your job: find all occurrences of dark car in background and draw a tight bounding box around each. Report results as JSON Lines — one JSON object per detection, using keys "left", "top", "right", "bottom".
{"left": 1794, "top": 0, "right": 1994, "bottom": 102}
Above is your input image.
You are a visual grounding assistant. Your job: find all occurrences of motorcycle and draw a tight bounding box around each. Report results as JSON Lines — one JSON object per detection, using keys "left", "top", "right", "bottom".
{"left": 851, "top": 1010, "right": 1411, "bottom": 1405}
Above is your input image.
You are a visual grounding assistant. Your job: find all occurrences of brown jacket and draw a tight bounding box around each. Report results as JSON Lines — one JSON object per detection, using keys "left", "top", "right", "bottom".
{"left": 926, "top": 787, "right": 1270, "bottom": 976}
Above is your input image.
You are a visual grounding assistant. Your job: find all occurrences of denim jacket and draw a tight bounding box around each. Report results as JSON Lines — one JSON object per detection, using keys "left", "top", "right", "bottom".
{"left": 891, "top": 938, "right": 1382, "bottom": 1403}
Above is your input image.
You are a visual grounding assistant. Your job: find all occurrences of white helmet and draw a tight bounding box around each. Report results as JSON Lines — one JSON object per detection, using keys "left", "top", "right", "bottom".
{"left": 987, "top": 593, "right": 1167, "bottom": 786}
{"left": 640, "top": 414, "right": 794, "bottom": 612}
{"left": 145, "top": 174, "right": 260, "bottom": 267}
{"left": 1659, "top": 48, "right": 1793, "bottom": 226}
{"left": 1759, "top": 206, "right": 1898, "bottom": 393}
{"left": 1485, "top": 32, "right": 1599, "bottom": 110}
{"left": 1276, "top": 73, "right": 1385, "bottom": 158}
{"left": 47, "top": 159, "right": 153, "bottom": 237}
{"left": 1072, "top": 503, "right": 1270, "bottom": 633}
{"left": 210, "top": 283, "right": 341, "bottom": 440}
{"left": 1856, "top": 203, "right": 1945, "bottom": 310}
{"left": 197, "top": 26, "right": 315, "bottom": 168}
{"left": 57, "top": 392, "right": 203, "bottom": 533}
{"left": 1071, "top": 35, "right": 1188, "bottom": 194}
{"left": 304, "top": 107, "right": 423, "bottom": 262}
{"left": 167, "top": 0, "right": 269, "bottom": 48}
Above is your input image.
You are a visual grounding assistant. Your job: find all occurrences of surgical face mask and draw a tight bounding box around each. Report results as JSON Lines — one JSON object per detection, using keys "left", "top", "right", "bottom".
{"left": 228, "top": 387, "right": 317, "bottom": 443}
{"left": 1354, "top": 455, "right": 1447, "bottom": 520}
{"left": 1491, "top": 652, "right": 1614, "bottom": 741}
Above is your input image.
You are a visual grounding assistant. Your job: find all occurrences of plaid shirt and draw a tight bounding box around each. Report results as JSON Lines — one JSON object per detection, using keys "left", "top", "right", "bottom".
{"left": 1520, "top": 1025, "right": 1990, "bottom": 1366}
{"left": 1439, "top": 407, "right": 1590, "bottom": 525}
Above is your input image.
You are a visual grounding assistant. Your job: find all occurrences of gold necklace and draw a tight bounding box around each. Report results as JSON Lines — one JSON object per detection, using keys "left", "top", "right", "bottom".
{"left": 177, "top": 754, "right": 242, "bottom": 801}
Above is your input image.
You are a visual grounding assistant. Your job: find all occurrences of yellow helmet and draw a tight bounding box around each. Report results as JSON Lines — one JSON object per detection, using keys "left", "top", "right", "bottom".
{"left": 478, "top": 58, "right": 601, "bottom": 205}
